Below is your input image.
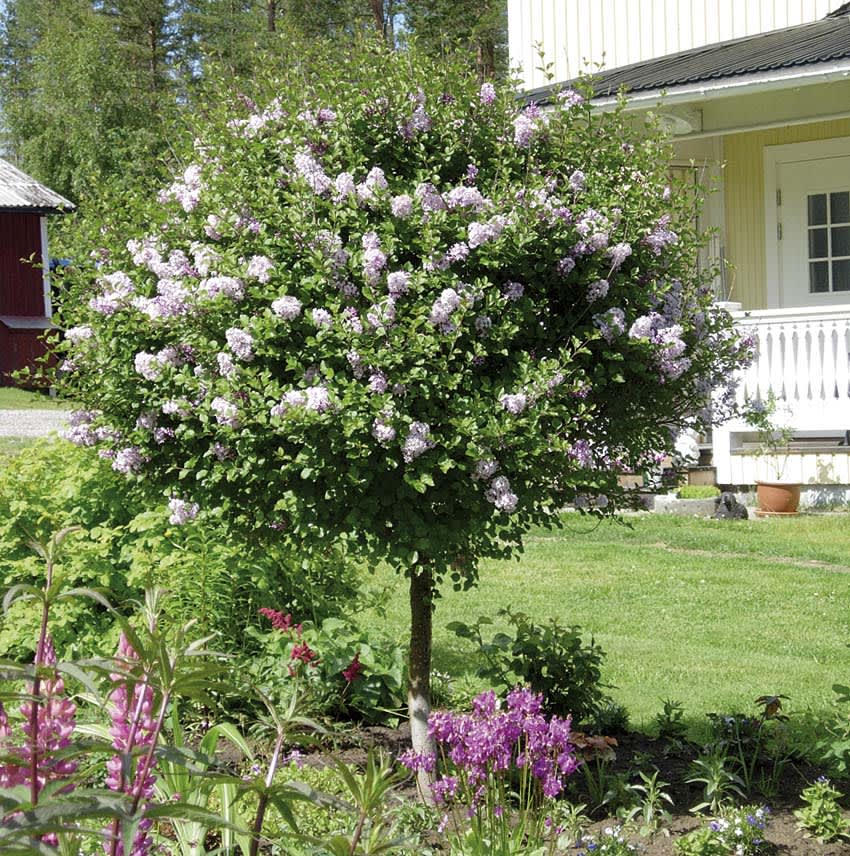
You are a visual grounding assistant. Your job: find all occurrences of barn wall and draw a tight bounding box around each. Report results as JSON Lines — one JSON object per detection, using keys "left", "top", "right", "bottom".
{"left": 0, "top": 213, "right": 45, "bottom": 316}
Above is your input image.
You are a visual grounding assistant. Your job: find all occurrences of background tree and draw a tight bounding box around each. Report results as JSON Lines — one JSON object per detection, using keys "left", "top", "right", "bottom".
{"left": 53, "top": 40, "right": 748, "bottom": 779}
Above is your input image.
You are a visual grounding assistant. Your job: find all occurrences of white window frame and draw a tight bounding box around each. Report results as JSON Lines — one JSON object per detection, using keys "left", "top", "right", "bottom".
{"left": 764, "top": 135, "right": 850, "bottom": 308}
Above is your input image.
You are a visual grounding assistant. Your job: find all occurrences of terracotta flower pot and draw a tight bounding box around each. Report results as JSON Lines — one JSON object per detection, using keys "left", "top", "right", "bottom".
{"left": 755, "top": 481, "right": 801, "bottom": 516}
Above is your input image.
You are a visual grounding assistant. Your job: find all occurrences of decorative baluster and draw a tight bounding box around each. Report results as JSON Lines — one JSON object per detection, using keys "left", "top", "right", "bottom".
{"left": 797, "top": 320, "right": 811, "bottom": 403}
{"left": 756, "top": 324, "right": 772, "bottom": 402}
{"left": 836, "top": 317, "right": 850, "bottom": 403}
{"left": 823, "top": 321, "right": 839, "bottom": 404}
{"left": 769, "top": 322, "right": 784, "bottom": 401}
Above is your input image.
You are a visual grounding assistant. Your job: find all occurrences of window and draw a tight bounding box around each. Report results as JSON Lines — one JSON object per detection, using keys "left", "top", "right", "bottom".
{"left": 807, "top": 190, "right": 850, "bottom": 293}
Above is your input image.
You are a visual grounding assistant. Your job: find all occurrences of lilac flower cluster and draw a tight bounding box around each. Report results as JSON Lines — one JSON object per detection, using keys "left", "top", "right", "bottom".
{"left": 168, "top": 497, "right": 200, "bottom": 525}
{"left": 211, "top": 396, "right": 240, "bottom": 428}
{"left": 402, "top": 421, "right": 434, "bottom": 463}
{"left": 371, "top": 409, "right": 397, "bottom": 444}
{"left": 628, "top": 312, "right": 690, "bottom": 381}
{"left": 225, "top": 327, "right": 254, "bottom": 361}
{"left": 246, "top": 254, "right": 274, "bottom": 283}
{"left": 499, "top": 392, "right": 527, "bottom": 415}
{"left": 513, "top": 103, "right": 545, "bottom": 148}
{"left": 400, "top": 686, "right": 578, "bottom": 812}
{"left": 643, "top": 215, "right": 679, "bottom": 255}
{"left": 270, "top": 385, "right": 332, "bottom": 417}
{"left": 163, "top": 163, "right": 203, "bottom": 212}
{"left": 485, "top": 474, "right": 518, "bottom": 513}
{"left": 467, "top": 215, "right": 507, "bottom": 248}
{"left": 594, "top": 307, "right": 627, "bottom": 342}
{"left": 294, "top": 150, "right": 332, "bottom": 195}
{"left": 271, "top": 295, "right": 302, "bottom": 320}
{"left": 428, "top": 287, "right": 462, "bottom": 333}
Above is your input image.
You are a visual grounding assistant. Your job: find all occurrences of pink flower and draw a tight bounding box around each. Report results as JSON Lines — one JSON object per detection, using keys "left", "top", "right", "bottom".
{"left": 259, "top": 607, "right": 294, "bottom": 632}
{"left": 342, "top": 653, "right": 364, "bottom": 683}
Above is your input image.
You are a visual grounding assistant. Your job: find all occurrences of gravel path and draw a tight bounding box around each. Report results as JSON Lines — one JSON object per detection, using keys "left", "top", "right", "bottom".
{"left": 0, "top": 409, "right": 70, "bottom": 437}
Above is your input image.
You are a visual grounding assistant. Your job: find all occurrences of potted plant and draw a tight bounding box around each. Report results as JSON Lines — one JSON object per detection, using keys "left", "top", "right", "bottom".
{"left": 746, "top": 394, "right": 801, "bottom": 515}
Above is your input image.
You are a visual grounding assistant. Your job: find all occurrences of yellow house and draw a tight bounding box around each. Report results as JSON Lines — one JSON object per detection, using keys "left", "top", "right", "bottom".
{"left": 510, "top": 0, "right": 850, "bottom": 492}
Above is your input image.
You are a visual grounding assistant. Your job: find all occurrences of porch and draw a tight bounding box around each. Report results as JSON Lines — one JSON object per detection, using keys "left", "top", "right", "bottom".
{"left": 712, "top": 303, "right": 850, "bottom": 485}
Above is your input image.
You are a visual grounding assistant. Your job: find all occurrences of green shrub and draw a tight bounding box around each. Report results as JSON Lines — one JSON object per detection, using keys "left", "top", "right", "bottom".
{"left": 449, "top": 607, "right": 609, "bottom": 723}
{"left": 677, "top": 485, "right": 720, "bottom": 499}
{"left": 674, "top": 805, "right": 772, "bottom": 855}
{"left": 794, "top": 777, "right": 850, "bottom": 842}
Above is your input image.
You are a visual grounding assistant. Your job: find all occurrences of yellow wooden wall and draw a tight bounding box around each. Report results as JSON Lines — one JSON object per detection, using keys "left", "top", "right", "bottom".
{"left": 723, "top": 119, "right": 850, "bottom": 309}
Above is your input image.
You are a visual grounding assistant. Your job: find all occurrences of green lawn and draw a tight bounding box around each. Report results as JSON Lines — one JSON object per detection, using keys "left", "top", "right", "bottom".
{"left": 0, "top": 387, "right": 73, "bottom": 410}
{"left": 363, "top": 513, "right": 850, "bottom": 744}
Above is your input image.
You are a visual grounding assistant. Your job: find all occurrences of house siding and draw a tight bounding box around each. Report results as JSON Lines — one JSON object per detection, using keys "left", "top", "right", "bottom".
{"left": 0, "top": 213, "right": 45, "bottom": 316}
{"left": 723, "top": 118, "right": 850, "bottom": 309}
{"left": 509, "top": 0, "right": 848, "bottom": 93}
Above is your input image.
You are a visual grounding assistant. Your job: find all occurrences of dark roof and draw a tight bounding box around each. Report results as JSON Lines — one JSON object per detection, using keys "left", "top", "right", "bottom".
{"left": 526, "top": 8, "right": 850, "bottom": 102}
{"left": 0, "top": 158, "right": 74, "bottom": 213}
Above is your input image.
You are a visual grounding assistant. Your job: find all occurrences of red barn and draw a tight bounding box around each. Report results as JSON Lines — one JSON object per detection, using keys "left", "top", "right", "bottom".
{"left": 0, "top": 158, "right": 74, "bottom": 385}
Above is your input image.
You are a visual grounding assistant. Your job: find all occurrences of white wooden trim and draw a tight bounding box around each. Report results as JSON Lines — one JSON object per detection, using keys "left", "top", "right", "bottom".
{"left": 39, "top": 216, "right": 52, "bottom": 319}
{"left": 763, "top": 136, "right": 850, "bottom": 310}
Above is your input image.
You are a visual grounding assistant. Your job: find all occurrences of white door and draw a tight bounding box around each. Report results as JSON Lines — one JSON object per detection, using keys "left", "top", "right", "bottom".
{"left": 777, "top": 155, "right": 850, "bottom": 307}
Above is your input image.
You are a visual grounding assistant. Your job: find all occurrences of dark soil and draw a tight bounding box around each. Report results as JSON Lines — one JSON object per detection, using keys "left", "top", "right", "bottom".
{"left": 327, "top": 724, "right": 850, "bottom": 855}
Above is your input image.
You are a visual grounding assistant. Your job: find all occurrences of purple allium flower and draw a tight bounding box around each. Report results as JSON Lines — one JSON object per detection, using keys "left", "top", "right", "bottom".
{"left": 479, "top": 82, "right": 497, "bottom": 105}
{"left": 168, "top": 497, "right": 199, "bottom": 525}
{"left": 387, "top": 270, "right": 411, "bottom": 296}
{"left": 586, "top": 278, "right": 609, "bottom": 302}
{"left": 246, "top": 254, "right": 274, "bottom": 283}
{"left": 272, "top": 295, "right": 303, "bottom": 320}
{"left": 499, "top": 392, "right": 527, "bottom": 414}
{"left": 391, "top": 194, "right": 414, "bottom": 218}
{"left": 225, "top": 327, "right": 254, "bottom": 360}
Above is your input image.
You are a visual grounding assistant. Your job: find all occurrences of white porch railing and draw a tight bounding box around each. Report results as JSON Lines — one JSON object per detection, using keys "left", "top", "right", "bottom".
{"left": 712, "top": 304, "right": 850, "bottom": 484}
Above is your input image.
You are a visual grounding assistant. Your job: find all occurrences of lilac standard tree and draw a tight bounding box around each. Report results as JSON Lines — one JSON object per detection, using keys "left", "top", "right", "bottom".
{"left": 56, "top": 43, "right": 750, "bottom": 768}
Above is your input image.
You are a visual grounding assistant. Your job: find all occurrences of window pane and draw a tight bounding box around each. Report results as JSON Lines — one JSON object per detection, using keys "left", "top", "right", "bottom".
{"left": 810, "top": 261, "right": 829, "bottom": 292}
{"left": 809, "top": 194, "right": 828, "bottom": 225}
{"left": 809, "top": 228, "right": 828, "bottom": 258}
{"left": 833, "top": 226, "right": 850, "bottom": 257}
{"left": 831, "top": 191, "right": 850, "bottom": 224}
{"left": 833, "top": 260, "right": 850, "bottom": 291}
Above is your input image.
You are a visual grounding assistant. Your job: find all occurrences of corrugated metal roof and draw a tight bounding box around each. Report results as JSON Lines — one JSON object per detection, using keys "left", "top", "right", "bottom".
{"left": 0, "top": 158, "right": 74, "bottom": 213}
{"left": 526, "top": 9, "right": 850, "bottom": 103}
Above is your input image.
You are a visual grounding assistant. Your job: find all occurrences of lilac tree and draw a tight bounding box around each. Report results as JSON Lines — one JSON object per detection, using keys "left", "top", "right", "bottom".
{"left": 56, "top": 43, "right": 750, "bottom": 767}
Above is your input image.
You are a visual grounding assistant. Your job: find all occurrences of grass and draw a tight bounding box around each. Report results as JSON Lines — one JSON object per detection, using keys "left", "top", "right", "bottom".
{"left": 363, "top": 512, "right": 850, "bottom": 745}
{"left": 0, "top": 387, "right": 73, "bottom": 410}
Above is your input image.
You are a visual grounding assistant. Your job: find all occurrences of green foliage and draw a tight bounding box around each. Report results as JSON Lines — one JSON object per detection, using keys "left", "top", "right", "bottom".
{"left": 621, "top": 769, "right": 674, "bottom": 835}
{"left": 794, "top": 777, "right": 850, "bottom": 843}
{"left": 655, "top": 699, "right": 689, "bottom": 744}
{"left": 674, "top": 805, "right": 772, "bottom": 856}
{"left": 0, "top": 440, "right": 361, "bottom": 661}
{"left": 576, "top": 825, "right": 638, "bottom": 855}
{"left": 817, "top": 683, "right": 850, "bottom": 777}
{"left": 448, "top": 608, "right": 608, "bottom": 722}
{"left": 677, "top": 485, "right": 720, "bottom": 499}
{"left": 686, "top": 751, "right": 746, "bottom": 815}
{"left": 248, "top": 615, "right": 407, "bottom": 725}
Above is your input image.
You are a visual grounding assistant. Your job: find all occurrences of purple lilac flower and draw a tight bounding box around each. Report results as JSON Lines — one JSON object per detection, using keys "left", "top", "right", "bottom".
{"left": 362, "top": 237, "right": 387, "bottom": 284}
{"left": 499, "top": 392, "right": 527, "bottom": 414}
{"left": 569, "top": 169, "right": 586, "bottom": 192}
{"left": 334, "top": 171, "right": 356, "bottom": 199}
{"left": 479, "top": 82, "right": 496, "bottom": 105}
{"left": 513, "top": 110, "right": 538, "bottom": 147}
{"left": 607, "top": 242, "right": 632, "bottom": 269}
{"left": 445, "top": 185, "right": 488, "bottom": 212}
{"left": 272, "top": 295, "right": 302, "bottom": 320}
{"left": 486, "top": 475, "right": 518, "bottom": 512}
{"left": 594, "top": 307, "right": 626, "bottom": 342}
{"left": 65, "top": 325, "right": 93, "bottom": 345}
{"left": 294, "top": 150, "right": 331, "bottom": 195}
{"left": 586, "top": 279, "right": 609, "bottom": 302}
{"left": 368, "top": 371, "right": 388, "bottom": 394}
{"left": 502, "top": 281, "right": 524, "bottom": 301}
{"left": 467, "top": 215, "right": 508, "bottom": 249}
{"left": 217, "top": 352, "right": 236, "bottom": 378}
{"left": 400, "top": 91, "right": 432, "bottom": 139}
{"left": 211, "top": 397, "right": 240, "bottom": 428}
{"left": 387, "top": 271, "right": 411, "bottom": 296}
{"left": 569, "top": 440, "right": 593, "bottom": 468}
{"left": 343, "top": 306, "right": 364, "bottom": 333}
{"left": 391, "top": 194, "right": 414, "bottom": 218}
{"left": 199, "top": 275, "right": 244, "bottom": 301}
{"left": 357, "top": 166, "right": 389, "bottom": 204}
{"left": 311, "top": 308, "right": 333, "bottom": 328}
{"left": 366, "top": 299, "right": 396, "bottom": 330}
{"left": 414, "top": 182, "right": 446, "bottom": 213}
{"left": 429, "top": 288, "right": 462, "bottom": 331}
{"left": 372, "top": 412, "right": 396, "bottom": 444}
{"left": 204, "top": 214, "right": 222, "bottom": 240}
{"left": 446, "top": 243, "right": 470, "bottom": 264}
{"left": 168, "top": 498, "right": 199, "bottom": 525}
{"left": 112, "top": 447, "right": 145, "bottom": 475}
{"left": 643, "top": 215, "right": 679, "bottom": 255}
{"left": 557, "top": 88, "right": 584, "bottom": 107}
{"left": 226, "top": 327, "right": 254, "bottom": 360}
{"left": 134, "top": 352, "right": 162, "bottom": 382}
{"left": 305, "top": 386, "right": 331, "bottom": 412}
{"left": 246, "top": 255, "right": 274, "bottom": 283}
{"left": 473, "top": 459, "right": 499, "bottom": 481}
{"left": 403, "top": 421, "right": 434, "bottom": 463}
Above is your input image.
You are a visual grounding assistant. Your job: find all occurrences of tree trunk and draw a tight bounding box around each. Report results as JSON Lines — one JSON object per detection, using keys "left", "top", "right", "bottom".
{"left": 267, "top": 0, "right": 276, "bottom": 33}
{"left": 477, "top": 38, "right": 496, "bottom": 81}
{"left": 368, "top": 0, "right": 385, "bottom": 39}
{"left": 408, "top": 558, "right": 436, "bottom": 799}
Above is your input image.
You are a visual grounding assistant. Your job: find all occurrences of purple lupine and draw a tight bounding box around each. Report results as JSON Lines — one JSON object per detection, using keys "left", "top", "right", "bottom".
{"left": 104, "top": 634, "right": 157, "bottom": 856}
{"left": 0, "top": 635, "right": 77, "bottom": 795}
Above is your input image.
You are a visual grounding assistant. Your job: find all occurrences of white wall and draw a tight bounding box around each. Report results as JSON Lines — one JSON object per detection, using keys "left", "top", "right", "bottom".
{"left": 509, "top": 0, "right": 850, "bottom": 92}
